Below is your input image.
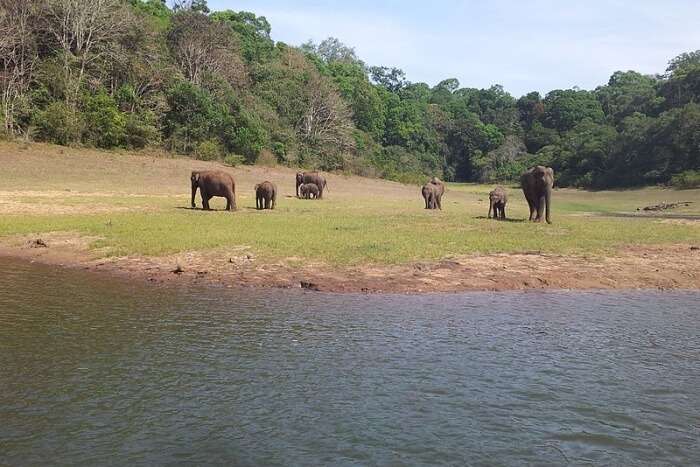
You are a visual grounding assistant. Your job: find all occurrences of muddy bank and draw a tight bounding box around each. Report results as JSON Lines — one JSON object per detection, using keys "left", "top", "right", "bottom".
{"left": 1, "top": 234, "right": 698, "bottom": 293}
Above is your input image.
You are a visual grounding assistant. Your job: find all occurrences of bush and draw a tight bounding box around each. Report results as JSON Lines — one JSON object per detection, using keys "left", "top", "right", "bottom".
{"left": 125, "top": 112, "right": 160, "bottom": 149}
{"left": 195, "top": 139, "right": 224, "bottom": 160}
{"left": 271, "top": 141, "right": 286, "bottom": 159}
{"left": 33, "top": 101, "right": 81, "bottom": 145}
{"left": 671, "top": 170, "right": 700, "bottom": 189}
{"left": 82, "top": 91, "right": 127, "bottom": 148}
{"left": 223, "top": 154, "right": 245, "bottom": 166}
{"left": 257, "top": 148, "right": 277, "bottom": 166}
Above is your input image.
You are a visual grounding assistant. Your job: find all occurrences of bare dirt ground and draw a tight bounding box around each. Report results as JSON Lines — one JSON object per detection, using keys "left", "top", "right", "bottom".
{"left": 2, "top": 232, "right": 698, "bottom": 293}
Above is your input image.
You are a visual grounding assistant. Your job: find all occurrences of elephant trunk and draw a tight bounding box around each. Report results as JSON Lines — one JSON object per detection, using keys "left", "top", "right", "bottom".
{"left": 488, "top": 199, "right": 493, "bottom": 218}
{"left": 191, "top": 182, "right": 197, "bottom": 208}
{"left": 545, "top": 186, "right": 552, "bottom": 224}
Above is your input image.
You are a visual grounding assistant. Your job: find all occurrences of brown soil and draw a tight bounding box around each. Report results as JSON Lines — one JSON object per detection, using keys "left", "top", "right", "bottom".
{"left": 2, "top": 233, "right": 698, "bottom": 293}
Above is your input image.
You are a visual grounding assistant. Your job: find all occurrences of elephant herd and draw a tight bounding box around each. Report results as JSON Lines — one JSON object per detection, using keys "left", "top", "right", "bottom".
{"left": 421, "top": 165, "right": 555, "bottom": 223}
{"left": 190, "top": 165, "right": 555, "bottom": 223}
{"left": 190, "top": 170, "right": 327, "bottom": 211}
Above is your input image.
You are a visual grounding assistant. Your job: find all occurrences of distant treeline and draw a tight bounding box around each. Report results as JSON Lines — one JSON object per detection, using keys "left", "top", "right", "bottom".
{"left": 1, "top": 0, "right": 698, "bottom": 188}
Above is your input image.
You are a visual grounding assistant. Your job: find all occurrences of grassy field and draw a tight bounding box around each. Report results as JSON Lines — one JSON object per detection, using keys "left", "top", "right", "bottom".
{"left": 1, "top": 141, "right": 698, "bottom": 266}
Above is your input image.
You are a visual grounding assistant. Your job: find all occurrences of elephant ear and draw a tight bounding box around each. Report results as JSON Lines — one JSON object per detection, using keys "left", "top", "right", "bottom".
{"left": 546, "top": 167, "right": 554, "bottom": 178}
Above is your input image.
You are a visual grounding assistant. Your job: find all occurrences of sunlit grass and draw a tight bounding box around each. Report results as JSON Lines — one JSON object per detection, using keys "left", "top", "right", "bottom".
{"left": 1, "top": 192, "right": 698, "bottom": 265}
{"left": 2, "top": 141, "right": 698, "bottom": 265}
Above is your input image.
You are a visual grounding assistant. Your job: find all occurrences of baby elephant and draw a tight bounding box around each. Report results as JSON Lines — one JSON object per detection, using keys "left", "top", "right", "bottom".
{"left": 488, "top": 186, "right": 508, "bottom": 220}
{"left": 299, "top": 183, "right": 319, "bottom": 199}
{"left": 255, "top": 181, "right": 277, "bottom": 210}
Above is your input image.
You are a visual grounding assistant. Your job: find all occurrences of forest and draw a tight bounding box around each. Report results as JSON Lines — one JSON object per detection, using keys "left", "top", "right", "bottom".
{"left": 1, "top": 0, "right": 699, "bottom": 188}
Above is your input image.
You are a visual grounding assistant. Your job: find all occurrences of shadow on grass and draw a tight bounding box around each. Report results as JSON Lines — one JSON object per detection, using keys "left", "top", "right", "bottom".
{"left": 175, "top": 206, "right": 237, "bottom": 212}
{"left": 473, "top": 216, "right": 526, "bottom": 223}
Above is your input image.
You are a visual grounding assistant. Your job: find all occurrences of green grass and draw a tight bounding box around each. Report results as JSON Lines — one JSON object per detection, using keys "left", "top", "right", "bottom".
{"left": 1, "top": 142, "right": 698, "bottom": 265}
{"left": 1, "top": 193, "right": 698, "bottom": 266}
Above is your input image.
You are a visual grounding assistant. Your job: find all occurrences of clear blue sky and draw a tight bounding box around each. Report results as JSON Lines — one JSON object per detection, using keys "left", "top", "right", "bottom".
{"left": 207, "top": 0, "right": 700, "bottom": 97}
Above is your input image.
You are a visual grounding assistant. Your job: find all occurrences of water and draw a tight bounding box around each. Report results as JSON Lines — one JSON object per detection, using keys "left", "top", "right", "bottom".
{"left": 1, "top": 259, "right": 699, "bottom": 466}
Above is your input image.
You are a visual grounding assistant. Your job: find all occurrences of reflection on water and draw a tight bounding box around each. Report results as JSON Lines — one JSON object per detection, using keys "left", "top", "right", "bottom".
{"left": 1, "top": 258, "right": 699, "bottom": 466}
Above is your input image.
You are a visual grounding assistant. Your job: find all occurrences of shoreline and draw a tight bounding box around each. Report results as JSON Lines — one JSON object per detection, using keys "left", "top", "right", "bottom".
{"left": 2, "top": 236, "right": 698, "bottom": 294}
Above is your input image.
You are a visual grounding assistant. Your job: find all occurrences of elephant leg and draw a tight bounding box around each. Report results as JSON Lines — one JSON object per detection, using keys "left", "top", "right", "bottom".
{"left": 501, "top": 205, "right": 506, "bottom": 219}
{"left": 526, "top": 198, "right": 535, "bottom": 221}
{"left": 536, "top": 195, "right": 545, "bottom": 222}
{"left": 203, "top": 196, "right": 211, "bottom": 210}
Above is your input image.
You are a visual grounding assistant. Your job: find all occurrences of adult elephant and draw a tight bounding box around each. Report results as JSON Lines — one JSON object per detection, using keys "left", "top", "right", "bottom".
{"left": 191, "top": 170, "right": 236, "bottom": 211}
{"left": 520, "top": 166, "right": 554, "bottom": 223}
{"left": 296, "top": 171, "right": 327, "bottom": 199}
{"left": 255, "top": 181, "right": 277, "bottom": 210}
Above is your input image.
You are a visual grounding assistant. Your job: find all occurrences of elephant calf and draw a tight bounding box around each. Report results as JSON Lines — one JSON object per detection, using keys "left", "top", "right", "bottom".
{"left": 255, "top": 181, "right": 277, "bottom": 210}
{"left": 488, "top": 187, "right": 507, "bottom": 220}
{"left": 191, "top": 170, "right": 236, "bottom": 211}
{"left": 299, "top": 183, "right": 320, "bottom": 199}
{"left": 296, "top": 171, "right": 327, "bottom": 199}
{"left": 421, "top": 176, "right": 445, "bottom": 210}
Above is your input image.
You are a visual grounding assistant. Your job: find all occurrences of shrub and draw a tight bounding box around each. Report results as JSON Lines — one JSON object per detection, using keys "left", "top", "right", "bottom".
{"left": 223, "top": 154, "right": 245, "bottom": 166}
{"left": 271, "top": 141, "right": 286, "bottom": 159}
{"left": 257, "top": 148, "right": 277, "bottom": 166}
{"left": 195, "top": 138, "right": 224, "bottom": 160}
{"left": 82, "top": 91, "right": 127, "bottom": 148}
{"left": 33, "top": 101, "right": 81, "bottom": 145}
{"left": 670, "top": 170, "right": 700, "bottom": 189}
{"left": 125, "top": 112, "right": 160, "bottom": 149}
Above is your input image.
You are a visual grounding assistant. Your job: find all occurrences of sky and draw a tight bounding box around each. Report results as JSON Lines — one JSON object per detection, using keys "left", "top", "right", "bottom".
{"left": 207, "top": 0, "right": 700, "bottom": 97}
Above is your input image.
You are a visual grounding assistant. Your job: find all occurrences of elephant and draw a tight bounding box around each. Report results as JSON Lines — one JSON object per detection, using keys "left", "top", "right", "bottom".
{"left": 299, "top": 183, "right": 320, "bottom": 199}
{"left": 190, "top": 170, "right": 236, "bottom": 211}
{"left": 296, "top": 172, "right": 327, "bottom": 199}
{"left": 520, "top": 166, "right": 554, "bottom": 223}
{"left": 488, "top": 186, "right": 508, "bottom": 220}
{"left": 421, "top": 183, "right": 438, "bottom": 209}
{"left": 421, "top": 177, "right": 445, "bottom": 210}
{"left": 429, "top": 177, "right": 445, "bottom": 210}
{"left": 255, "top": 181, "right": 277, "bottom": 210}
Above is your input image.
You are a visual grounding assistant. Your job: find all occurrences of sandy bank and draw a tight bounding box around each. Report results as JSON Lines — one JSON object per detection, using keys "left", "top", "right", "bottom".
{"left": 2, "top": 234, "right": 698, "bottom": 293}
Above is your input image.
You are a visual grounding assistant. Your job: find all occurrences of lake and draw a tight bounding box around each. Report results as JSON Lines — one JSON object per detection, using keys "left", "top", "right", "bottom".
{"left": 1, "top": 258, "right": 699, "bottom": 466}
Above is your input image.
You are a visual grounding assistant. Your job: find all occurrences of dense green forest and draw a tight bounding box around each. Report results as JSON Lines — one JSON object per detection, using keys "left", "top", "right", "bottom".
{"left": 1, "top": 0, "right": 699, "bottom": 187}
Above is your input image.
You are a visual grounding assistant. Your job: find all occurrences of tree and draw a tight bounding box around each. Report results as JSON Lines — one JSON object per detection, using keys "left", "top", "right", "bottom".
{"left": 211, "top": 10, "right": 273, "bottom": 63}
{"left": 0, "top": 0, "right": 38, "bottom": 134}
{"left": 660, "top": 50, "right": 700, "bottom": 108}
{"left": 369, "top": 66, "right": 406, "bottom": 92}
{"left": 595, "top": 71, "right": 661, "bottom": 124}
{"left": 326, "top": 61, "right": 385, "bottom": 140}
{"left": 517, "top": 91, "right": 544, "bottom": 129}
{"left": 43, "top": 0, "right": 131, "bottom": 103}
{"left": 543, "top": 89, "right": 605, "bottom": 132}
{"left": 302, "top": 37, "right": 362, "bottom": 65}
{"left": 167, "top": 10, "right": 246, "bottom": 87}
